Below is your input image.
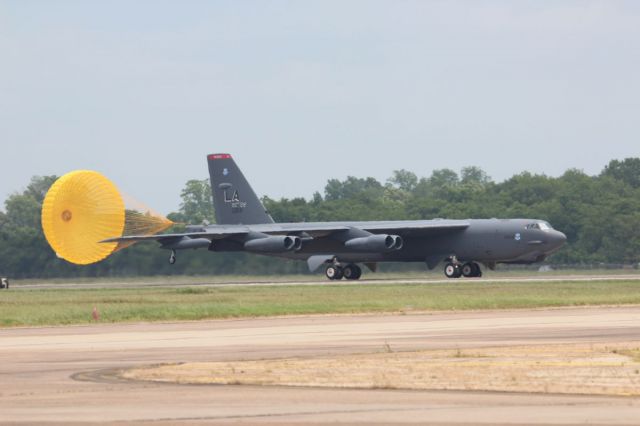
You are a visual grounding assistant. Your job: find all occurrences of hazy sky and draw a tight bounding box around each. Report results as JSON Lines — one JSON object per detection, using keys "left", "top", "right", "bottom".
{"left": 1, "top": 1, "right": 639, "bottom": 214}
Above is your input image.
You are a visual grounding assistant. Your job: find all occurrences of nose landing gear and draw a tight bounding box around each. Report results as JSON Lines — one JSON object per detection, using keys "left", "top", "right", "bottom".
{"left": 169, "top": 250, "right": 177, "bottom": 265}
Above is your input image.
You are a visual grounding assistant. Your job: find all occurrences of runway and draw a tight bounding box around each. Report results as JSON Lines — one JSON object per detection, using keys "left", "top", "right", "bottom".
{"left": 12, "top": 273, "right": 640, "bottom": 290}
{"left": 2, "top": 306, "right": 640, "bottom": 424}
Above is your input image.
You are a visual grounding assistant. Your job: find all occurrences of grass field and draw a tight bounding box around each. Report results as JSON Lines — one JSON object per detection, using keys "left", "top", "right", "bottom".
{"left": 2, "top": 277, "right": 640, "bottom": 327}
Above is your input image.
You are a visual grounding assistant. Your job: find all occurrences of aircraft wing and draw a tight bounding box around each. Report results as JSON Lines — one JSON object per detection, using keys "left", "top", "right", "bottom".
{"left": 100, "top": 226, "right": 250, "bottom": 244}
{"left": 263, "top": 220, "right": 470, "bottom": 238}
{"left": 359, "top": 220, "right": 469, "bottom": 236}
{"left": 101, "top": 220, "right": 469, "bottom": 244}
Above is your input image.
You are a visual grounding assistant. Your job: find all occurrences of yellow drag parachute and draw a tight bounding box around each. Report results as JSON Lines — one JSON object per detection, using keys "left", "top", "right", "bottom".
{"left": 41, "top": 170, "right": 173, "bottom": 265}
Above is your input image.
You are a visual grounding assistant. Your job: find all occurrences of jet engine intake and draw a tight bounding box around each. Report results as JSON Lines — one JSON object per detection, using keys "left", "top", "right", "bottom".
{"left": 244, "top": 235, "right": 302, "bottom": 253}
{"left": 344, "top": 234, "right": 403, "bottom": 252}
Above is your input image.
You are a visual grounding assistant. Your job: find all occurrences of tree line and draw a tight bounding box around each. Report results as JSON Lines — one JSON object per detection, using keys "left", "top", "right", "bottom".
{"left": 1, "top": 158, "right": 639, "bottom": 278}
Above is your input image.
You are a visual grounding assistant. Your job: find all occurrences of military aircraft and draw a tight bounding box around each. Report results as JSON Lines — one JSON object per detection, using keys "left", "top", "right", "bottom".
{"left": 104, "top": 154, "right": 567, "bottom": 280}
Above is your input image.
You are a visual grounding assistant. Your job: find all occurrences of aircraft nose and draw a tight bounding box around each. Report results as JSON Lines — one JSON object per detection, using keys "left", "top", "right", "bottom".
{"left": 550, "top": 230, "right": 567, "bottom": 248}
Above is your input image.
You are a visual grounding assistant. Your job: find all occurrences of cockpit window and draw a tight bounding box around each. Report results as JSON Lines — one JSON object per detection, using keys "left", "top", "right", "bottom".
{"left": 525, "top": 222, "right": 552, "bottom": 231}
{"left": 539, "top": 222, "right": 551, "bottom": 231}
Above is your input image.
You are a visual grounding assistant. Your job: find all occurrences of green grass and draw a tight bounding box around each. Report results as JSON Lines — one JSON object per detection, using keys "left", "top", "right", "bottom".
{"left": 2, "top": 278, "right": 640, "bottom": 327}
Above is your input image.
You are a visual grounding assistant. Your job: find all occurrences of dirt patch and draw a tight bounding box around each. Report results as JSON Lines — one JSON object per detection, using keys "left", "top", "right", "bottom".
{"left": 121, "top": 342, "right": 640, "bottom": 396}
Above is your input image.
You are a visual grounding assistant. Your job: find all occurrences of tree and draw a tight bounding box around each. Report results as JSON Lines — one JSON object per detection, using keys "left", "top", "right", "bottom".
{"left": 387, "top": 169, "right": 418, "bottom": 192}
{"left": 460, "top": 166, "right": 492, "bottom": 189}
{"left": 602, "top": 158, "right": 640, "bottom": 188}
{"left": 174, "top": 179, "right": 215, "bottom": 225}
{"left": 429, "top": 169, "right": 459, "bottom": 188}
{"left": 3, "top": 176, "right": 57, "bottom": 228}
{"left": 324, "top": 176, "right": 384, "bottom": 201}
{"left": 3, "top": 157, "right": 640, "bottom": 278}
{"left": 0, "top": 176, "right": 59, "bottom": 277}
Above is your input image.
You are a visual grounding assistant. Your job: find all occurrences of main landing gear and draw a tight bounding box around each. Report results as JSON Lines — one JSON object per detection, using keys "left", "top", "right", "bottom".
{"left": 325, "top": 263, "right": 362, "bottom": 281}
{"left": 169, "top": 250, "right": 177, "bottom": 265}
{"left": 444, "top": 261, "right": 482, "bottom": 278}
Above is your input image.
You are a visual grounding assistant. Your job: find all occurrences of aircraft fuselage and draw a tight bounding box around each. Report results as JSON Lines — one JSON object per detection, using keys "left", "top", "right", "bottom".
{"left": 207, "top": 218, "right": 566, "bottom": 268}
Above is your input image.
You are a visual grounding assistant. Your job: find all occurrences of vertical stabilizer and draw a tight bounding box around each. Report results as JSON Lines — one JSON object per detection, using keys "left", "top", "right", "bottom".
{"left": 207, "top": 154, "right": 274, "bottom": 225}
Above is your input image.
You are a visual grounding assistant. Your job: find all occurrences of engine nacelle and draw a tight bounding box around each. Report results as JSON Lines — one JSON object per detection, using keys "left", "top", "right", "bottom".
{"left": 161, "top": 237, "right": 211, "bottom": 250}
{"left": 244, "top": 235, "right": 302, "bottom": 253}
{"left": 344, "top": 234, "right": 403, "bottom": 252}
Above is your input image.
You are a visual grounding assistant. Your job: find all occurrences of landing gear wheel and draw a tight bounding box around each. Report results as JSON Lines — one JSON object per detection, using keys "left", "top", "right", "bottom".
{"left": 472, "top": 262, "right": 482, "bottom": 278}
{"left": 444, "top": 262, "right": 461, "bottom": 278}
{"left": 461, "top": 262, "right": 482, "bottom": 278}
{"left": 169, "top": 250, "right": 177, "bottom": 265}
{"left": 461, "top": 263, "right": 474, "bottom": 277}
{"left": 325, "top": 265, "right": 344, "bottom": 280}
{"left": 343, "top": 264, "right": 362, "bottom": 280}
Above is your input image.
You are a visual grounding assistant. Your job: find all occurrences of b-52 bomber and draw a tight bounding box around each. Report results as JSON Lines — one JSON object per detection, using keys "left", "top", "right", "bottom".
{"left": 105, "top": 154, "right": 567, "bottom": 280}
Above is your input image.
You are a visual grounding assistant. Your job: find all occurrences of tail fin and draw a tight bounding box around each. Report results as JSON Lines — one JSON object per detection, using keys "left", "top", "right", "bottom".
{"left": 207, "top": 154, "right": 274, "bottom": 225}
